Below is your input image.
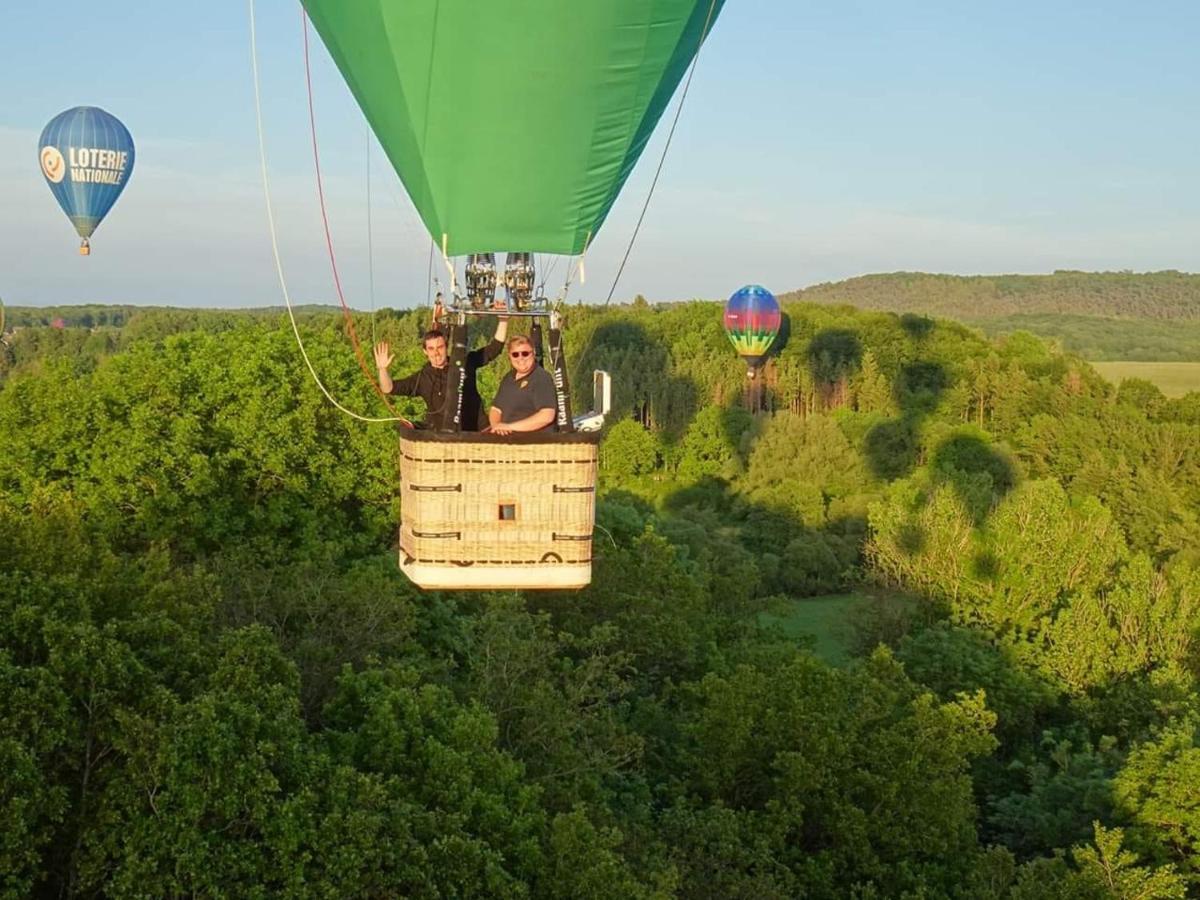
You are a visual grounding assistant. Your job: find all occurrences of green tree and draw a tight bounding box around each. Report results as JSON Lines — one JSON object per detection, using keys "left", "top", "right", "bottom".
{"left": 1114, "top": 719, "right": 1200, "bottom": 876}
{"left": 676, "top": 405, "right": 751, "bottom": 482}
{"left": 601, "top": 419, "right": 659, "bottom": 479}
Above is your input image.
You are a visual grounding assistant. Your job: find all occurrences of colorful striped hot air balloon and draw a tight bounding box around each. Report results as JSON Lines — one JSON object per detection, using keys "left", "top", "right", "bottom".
{"left": 39, "top": 106, "right": 135, "bottom": 255}
{"left": 723, "top": 285, "right": 781, "bottom": 377}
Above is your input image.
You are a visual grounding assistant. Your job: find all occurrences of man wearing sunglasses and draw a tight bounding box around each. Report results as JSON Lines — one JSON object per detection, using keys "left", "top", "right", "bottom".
{"left": 373, "top": 299, "right": 509, "bottom": 431}
{"left": 486, "top": 335, "right": 557, "bottom": 436}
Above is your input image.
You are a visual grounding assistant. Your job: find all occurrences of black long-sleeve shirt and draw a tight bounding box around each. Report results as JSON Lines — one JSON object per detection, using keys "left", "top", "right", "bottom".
{"left": 388, "top": 338, "right": 503, "bottom": 431}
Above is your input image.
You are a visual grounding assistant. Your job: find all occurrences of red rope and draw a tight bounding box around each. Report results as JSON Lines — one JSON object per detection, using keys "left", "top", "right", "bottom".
{"left": 302, "top": 10, "right": 406, "bottom": 422}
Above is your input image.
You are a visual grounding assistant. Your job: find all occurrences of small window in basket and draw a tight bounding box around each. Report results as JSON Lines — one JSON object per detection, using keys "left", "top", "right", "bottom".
{"left": 499, "top": 503, "right": 517, "bottom": 521}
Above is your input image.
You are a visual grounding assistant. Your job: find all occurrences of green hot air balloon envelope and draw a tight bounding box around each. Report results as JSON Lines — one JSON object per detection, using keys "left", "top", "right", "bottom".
{"left": 300, "top": 0, "right": 724, "bottom": 256}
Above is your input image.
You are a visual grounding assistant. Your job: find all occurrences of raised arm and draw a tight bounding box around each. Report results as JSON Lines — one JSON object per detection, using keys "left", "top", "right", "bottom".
{"left": 493, "top": 298, "right": 509, "bottom": 344}
{"left": 373, "top": 341, "right": 394, "bottom": 393}
{"left": 473, "top": 300, "right": 509, "bottom": 365}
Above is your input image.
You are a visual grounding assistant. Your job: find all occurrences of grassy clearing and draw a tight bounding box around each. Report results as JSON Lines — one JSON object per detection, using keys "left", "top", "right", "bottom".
{"left": 759, "top": 593, "right": 867, "bottom": 665}
{"left": 1090, "top": 361, "right": 1200, "bottom": 398}
{"left": 759, "top": 590, "right": 919, "bottom": 665}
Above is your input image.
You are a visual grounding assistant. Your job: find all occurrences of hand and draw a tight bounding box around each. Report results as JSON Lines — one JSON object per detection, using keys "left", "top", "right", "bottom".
{"left": 373, "top": 341, "right": 393, "bottom": 370}
{"left": 490, "top": 425, "right": 513, "bottom": 436}
{"left": 432, "top": 298, "right": 445, "bottom": 325}
{"left": 492, "top": 297, "right": 509, "bottom": 320}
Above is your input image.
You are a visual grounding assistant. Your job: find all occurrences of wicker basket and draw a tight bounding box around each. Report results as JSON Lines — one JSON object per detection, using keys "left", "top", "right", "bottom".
{"left": 398, "top": 430, "right": 600, "bottom": 589}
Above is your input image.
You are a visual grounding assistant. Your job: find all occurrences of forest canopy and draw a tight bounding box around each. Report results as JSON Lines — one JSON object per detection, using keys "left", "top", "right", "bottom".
{"left": 1, "top": 297, "right": 1198, "bottom": 898}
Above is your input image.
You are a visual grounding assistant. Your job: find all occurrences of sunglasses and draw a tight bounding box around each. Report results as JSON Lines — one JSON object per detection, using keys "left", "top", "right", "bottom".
{"left": 509, "top": 350, "right": 532, "bottom": 358}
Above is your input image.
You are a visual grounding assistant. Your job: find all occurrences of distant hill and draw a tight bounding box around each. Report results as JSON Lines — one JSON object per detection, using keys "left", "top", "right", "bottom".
{"left": 781, "top": 271, "right": 1200, "bottom": 321}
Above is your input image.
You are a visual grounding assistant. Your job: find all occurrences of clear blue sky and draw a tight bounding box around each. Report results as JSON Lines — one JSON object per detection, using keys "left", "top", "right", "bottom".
{"left": 2, "top": 1, "right": 1198, "bottom": 308}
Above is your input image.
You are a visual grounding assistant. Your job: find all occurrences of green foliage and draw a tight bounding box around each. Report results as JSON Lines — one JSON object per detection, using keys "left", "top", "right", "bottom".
{"left": 897, "top": 624, "right": 1059, "bottom": 741}
{"left": 676, "top": 404, "right": 751, "bottom": 481}
{"left": 742, "top": 413, "right": 869, "bottom": 519}
{"left": 541, "top": 808, "right": 671, "bottom": 900}
{"left": 1116, "top": 377, "right": 1166, "bottom": 411}
{"left": 785, "top": 270, "right": 1200, "bottom": 323}
{"left": 601, "top": 419, "right": 659, "bottom": 480}
{"left": 987, "top": 730, "right": 1122, "bottom": 857}
{"left": 0, "top": 324, "right": 398, "bottom": 559}
{"left": 464, "top": 597, "right": 642, "bottom": 812}
{"left": 4, "top": 298, "right": 1200, "bottom": 894}
{"left": 1009, "top": 824, "right": 1187, "bottom": 899}
{"left": 1114, "top": 719, "right": 1200, "bottom": 875}
{"left": 668, "top": 649, "right": 998, "bottom": 896}
{"left": 984, "top": 313, "right": 1200, "bottom": 362}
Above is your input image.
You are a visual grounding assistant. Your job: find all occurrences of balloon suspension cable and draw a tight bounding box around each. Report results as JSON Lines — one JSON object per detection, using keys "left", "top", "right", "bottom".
{"left": 538, "top": 255, "right": 562, "bottom": 298}
{"left": 426, "top": 239, "right": 436, "bottom": 307}
{"left": 440, "top": 233, "right": 459, "bottom": 299}
{"left": 559, "top": 231, "right": 592, "bottom": 302}
{"left": 302, "top": 11, "right": 402, "bottom": 416}
{"left": 248, "top": 0, "right": 409, "bottom": 425}
{"left": 604, "top": 0, "right": 720, "bottom": 306}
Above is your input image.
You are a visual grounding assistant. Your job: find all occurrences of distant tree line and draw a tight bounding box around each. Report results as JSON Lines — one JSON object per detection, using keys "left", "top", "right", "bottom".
{"left": 781, "top": 270, "right": 1200, "bottom": 322}
{"left": 981, "top": 313, "right": 1200, "bottom": 362}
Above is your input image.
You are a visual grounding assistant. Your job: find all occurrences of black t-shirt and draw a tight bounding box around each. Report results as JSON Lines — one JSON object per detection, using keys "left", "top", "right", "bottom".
{"left": 388, "top": 339, "right": 502, "bottom": 430}
{"left": 491, "top": 365, "right": 557, "bottom": 427}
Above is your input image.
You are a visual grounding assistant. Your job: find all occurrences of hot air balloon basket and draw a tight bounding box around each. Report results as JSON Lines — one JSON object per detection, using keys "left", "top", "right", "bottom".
{"left": 398, "top": 430, "right": 600, "bottom": 590}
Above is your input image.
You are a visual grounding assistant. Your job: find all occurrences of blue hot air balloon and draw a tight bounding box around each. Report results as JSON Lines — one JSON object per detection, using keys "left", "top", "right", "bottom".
{"left": 38, "top": 107, "right": 135, "bottom": 255}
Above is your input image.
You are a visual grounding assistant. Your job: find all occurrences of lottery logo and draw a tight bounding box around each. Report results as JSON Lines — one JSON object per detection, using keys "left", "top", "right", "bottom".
{"left": 40, "top": 146, "right": 65, "bottom": 184}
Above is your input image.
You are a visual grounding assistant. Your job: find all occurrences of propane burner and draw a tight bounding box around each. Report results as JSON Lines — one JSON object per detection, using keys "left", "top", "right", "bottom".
{"left": 504, "top": 252, "right": 536, "bottom": 310}
{"left": 464, "top": 253, "right": 497, "bottom": 309}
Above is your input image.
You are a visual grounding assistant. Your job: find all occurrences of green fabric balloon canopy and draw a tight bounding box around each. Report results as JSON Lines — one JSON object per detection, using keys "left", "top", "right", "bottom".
{"left": 301, "top": 0, "right": 724, "bottom": 256}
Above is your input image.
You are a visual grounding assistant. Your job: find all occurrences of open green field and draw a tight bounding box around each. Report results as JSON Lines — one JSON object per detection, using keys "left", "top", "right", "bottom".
{"left": 759, "top": 593, "right": 866, "bottom": 665}
{"left": 1090, "top": 361, "right": 1200, "bottom": 398}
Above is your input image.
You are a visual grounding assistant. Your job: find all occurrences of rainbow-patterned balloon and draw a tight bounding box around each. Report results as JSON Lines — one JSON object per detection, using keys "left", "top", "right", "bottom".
{"left": 723, "top": 284, "right": 781, "bottom": 374}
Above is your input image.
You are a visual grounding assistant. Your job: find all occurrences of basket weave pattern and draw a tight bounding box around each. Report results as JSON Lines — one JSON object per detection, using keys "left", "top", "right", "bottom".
{"left": 399, "top": 435, "right": 598, "bottom": 568}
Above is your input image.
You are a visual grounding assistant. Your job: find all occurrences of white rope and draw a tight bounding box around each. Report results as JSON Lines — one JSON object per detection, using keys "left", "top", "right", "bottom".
{"left": 594, "top": 522, "right": 618, "bottom": 549}
{"left": 559, "top": 231, "right": 592, "bottom": 301}
{"left": 440, "top": 233, "right": 458, "bottom": 297}
{"left": 248, "top": 0, "right": 404, "bottom": 424}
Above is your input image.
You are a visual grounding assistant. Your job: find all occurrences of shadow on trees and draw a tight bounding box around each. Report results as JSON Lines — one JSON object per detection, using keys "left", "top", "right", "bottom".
{"left": 806, "top": 328, "right": 862, "bottom": 384}
{"left": 573, "top": 319, "right": 699, "bottom": 440}
{"left": 659, "top": 474, "right": 866, "bottom": 602}
{"left": 862, "top": 325, "right": 1017, "bottom": 556}
{"left": 862, "top": 359, "right": 949, "bottom": 482}
{"left": 899, "top": 312, "right": 935, "bottom": 342}
{"left": 802, "top": 327, "right": 863, "bottom": 411}
{"left": 774, "top": 310, "right": 793, "bottom": 355}
{"left": 931, "top": 433, "right": 1016, "bottom": 525}
{"left": 861, "top": 335, "right": 968, "bottom": 473}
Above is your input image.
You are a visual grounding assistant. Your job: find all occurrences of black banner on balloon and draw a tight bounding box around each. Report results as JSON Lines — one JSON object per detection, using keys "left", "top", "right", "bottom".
{"left": 530, "top": 319, "right": 545, "bottom": 369}
{"left": 548, "top": 326, "right": 574, "bottom": 432}
{"left": 442, "top": 321, "right": 468, "bottom": 432}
